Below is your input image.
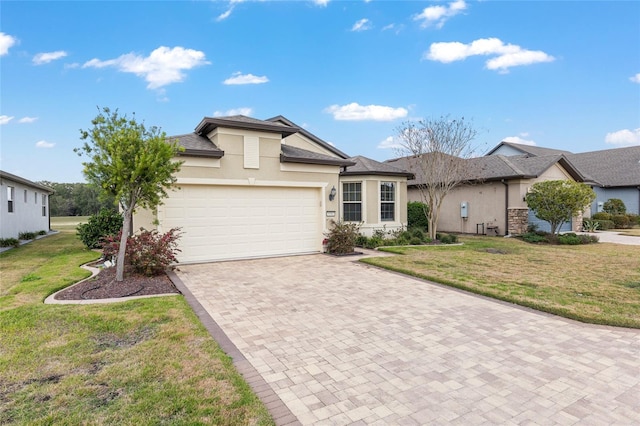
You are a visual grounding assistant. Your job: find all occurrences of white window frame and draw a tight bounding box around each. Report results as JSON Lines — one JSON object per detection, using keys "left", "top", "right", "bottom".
{"left": 7, "top": 186, "right": 15, "bottom": 213}
{"left": 342, "top": 181, "right": 363, "bottom": 222}
{"left": 380, "top": 181, "right": 396, "bottom": 222}
{"left": 42, "top": 194, "right": 47, "bottom": 217}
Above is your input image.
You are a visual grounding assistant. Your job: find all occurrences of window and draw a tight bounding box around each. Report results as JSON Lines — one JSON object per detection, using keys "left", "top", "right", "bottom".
{"left": 7, "top": 186, "right": 15, "bottom": 213}
{"left": 24, "top": 190, "right": 28, "bottom": 203}
{"left": 342, "top": 182, "right": 362, "bottom": 222}
{"left": 35, "top": 192, "right": 38, "bottom": 203}
{"left": 380, "top": 182, "right": 395, "bottom": 221}
{"left": 42, "top": 194, "right": 47, "bottom": 216}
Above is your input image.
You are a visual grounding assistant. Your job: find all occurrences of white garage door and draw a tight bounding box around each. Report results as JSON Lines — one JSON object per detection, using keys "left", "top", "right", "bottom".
{"left": 161, "top": 185, "right": 322, "bottom": 263}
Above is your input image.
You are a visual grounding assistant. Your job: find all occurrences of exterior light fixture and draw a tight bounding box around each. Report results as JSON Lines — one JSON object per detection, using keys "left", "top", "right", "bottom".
{"left": 329, "top": 186, "right": 337, "bottom": 201}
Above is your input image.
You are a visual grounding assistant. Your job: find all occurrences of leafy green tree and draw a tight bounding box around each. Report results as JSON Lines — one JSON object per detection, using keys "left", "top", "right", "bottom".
{"left": 76, "top": 107, "right": 183, "bottom": 281}
{"left": 603, "top": 198, "right": 626, "bottom": 215}
{"left": 525, "top": 180, "right": 596, "bottom": 235}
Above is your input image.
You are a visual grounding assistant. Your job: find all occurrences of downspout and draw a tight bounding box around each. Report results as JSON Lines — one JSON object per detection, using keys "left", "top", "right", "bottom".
{"left": 501, "top": 179, "right": 509, "bottom": 235}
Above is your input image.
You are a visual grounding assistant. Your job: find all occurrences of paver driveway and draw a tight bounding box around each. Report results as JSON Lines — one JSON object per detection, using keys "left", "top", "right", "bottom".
{"left": 175, "top": 252, "right": 640, "bottom": 425}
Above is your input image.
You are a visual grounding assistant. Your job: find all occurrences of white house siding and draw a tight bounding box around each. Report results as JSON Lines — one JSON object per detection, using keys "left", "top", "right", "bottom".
{"left": 0, "top": 176, "right": 51, "bottom": 239}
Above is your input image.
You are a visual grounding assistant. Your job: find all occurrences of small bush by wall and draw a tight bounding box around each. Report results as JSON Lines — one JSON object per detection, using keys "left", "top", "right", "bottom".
{"left": 77, "top": 209, "right": 123, "bottom": 249}
{"left": 407, "top": 202, "right": 429, "bottom": 230}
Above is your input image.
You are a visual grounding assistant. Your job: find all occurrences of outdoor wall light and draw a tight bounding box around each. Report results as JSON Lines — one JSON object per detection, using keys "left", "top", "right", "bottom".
{"left": 329, "top": 186, "right": 337, "bottom": 201}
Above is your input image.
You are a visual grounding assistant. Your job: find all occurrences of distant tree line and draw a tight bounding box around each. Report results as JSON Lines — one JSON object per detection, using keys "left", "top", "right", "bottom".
{"left": 38, "top": 181, "right": 117, "bottom": 217}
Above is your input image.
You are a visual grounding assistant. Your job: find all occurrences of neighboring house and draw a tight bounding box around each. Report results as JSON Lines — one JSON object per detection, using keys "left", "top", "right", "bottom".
{"left": 488, "top": 141, "right": 640, "bottom": 215}
{"left": 0, "top": 170, "right": 53, "bottom": 239}
{"left": 387, "top": 153, "right": 585, "bottom": 235}
{"left": 135, "top": 115, "right": 412, "bottom": 263}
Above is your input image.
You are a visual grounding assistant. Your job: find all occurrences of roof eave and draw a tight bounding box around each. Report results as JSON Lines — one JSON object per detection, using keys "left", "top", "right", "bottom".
{"left": 280, "top": 154, "right": 355, "bottom": 167}
{"left": 179, "top": 149, "right": 225, "bottom": 159}
{"left": 342, "top": 170, "right": 414, "bottom": 179}
{"left": 195, "top": 117, "right": 298, "bottom": 138}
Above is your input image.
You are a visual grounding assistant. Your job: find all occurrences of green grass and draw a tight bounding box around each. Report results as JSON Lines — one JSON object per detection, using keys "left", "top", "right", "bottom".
{"left": 363, "top": 235, "right": 640, "bottom": 328}
{"left": 0, "top": 228, "right": 274, "bottom": 425}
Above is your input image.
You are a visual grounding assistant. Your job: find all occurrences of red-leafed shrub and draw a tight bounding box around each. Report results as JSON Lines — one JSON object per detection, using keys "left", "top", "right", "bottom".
{"left": 100, "top": 228, "right": 182, "bottom": 276}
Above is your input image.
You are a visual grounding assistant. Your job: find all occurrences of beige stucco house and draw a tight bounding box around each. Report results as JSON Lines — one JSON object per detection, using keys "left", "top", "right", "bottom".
{"left": 134, "top": 115, "right": 412, "bottom": 263}
{"left": 387, "top": 153, "right": 585, "bottom": 236}
{"left": 0, "top": 170, "right": 53, "bottom": 239}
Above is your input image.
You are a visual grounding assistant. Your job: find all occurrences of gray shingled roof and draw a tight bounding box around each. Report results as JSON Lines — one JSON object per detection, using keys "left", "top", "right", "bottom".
{"left": 342, "top": 156, "right": 414, "bottom": 178}
{"left": 386, "top": 153, "right": 584, "bottom": 185}
{"left": 168, "top": 133, "right": 224, "bottom": 158}
{"left": 485, "top": 141, "right": 572, "bottom": 157}
{"left": 267, "top": 115, "right": 351, "bottom": 159}
{"left": 280, "top": 145, "right": 355, "bottom": 167}
{"left": 0, "top": 170, "right": 54, "bottom": 193}
{"left": 567, "top": 146, "right": 640, "bottom": 187}
{"left": 195, "top": 115, "right": 298, "bottom": 137}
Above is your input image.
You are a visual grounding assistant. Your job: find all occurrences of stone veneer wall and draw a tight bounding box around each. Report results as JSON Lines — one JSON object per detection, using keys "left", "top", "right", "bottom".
{"left": 508, "top": 208, "right": 529, "bottom": 235}
{"left": 572, "top": 211, "right": 583, "bottom": 232}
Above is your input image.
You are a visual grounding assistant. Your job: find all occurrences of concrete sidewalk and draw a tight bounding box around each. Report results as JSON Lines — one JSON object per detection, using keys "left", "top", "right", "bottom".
{"left": 581, "top": 230, "right": 640, "bottom": 245}
{"left": 175, "top": 253, "right": 640, "bottom": 425}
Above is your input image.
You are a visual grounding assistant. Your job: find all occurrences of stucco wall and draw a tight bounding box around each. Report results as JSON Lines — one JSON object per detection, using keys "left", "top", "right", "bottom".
{"left": 0, "top": 178, "right": 50, "bottom": 239}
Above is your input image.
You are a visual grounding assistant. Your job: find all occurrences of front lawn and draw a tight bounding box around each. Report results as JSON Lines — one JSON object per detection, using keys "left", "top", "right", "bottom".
{"left": 363, "top": 236, "right": 640, "bottom": 328}
{"left": 0, "top": 230, "right": 274, "bottom": 425}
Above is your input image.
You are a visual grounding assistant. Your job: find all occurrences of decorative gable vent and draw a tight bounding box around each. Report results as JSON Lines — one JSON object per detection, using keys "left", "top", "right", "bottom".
{"left": 244, "top": 136, "right": 259, "bottom": 169}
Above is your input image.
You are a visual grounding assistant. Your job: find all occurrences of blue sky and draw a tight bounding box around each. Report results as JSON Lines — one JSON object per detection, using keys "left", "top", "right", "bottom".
{"left": 1, "top": 0, "right": 639, "bottom": 183}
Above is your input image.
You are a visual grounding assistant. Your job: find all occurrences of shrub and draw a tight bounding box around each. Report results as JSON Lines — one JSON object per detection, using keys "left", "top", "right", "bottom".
{"left": 612, "top": 214, "right": 630, "bottom": 229}
{"left": 38, "top": 230, "right": 47, "bottom": 236}
{"left": 603, "top": 198, "right": 626, "bottom": 215}
{"left": 77, "top": 208, "right": 123, "bottom": 249}
{"left": 409, "top": 236, "right": 423, "bottom": 245}
{"left": 521, "top": 233, "right": 548, "bottom": 244}
{"left": 437, "top": 233, "right": 458, "bottom": 244}
{"left": 407, "top": 201, "right": 429, "bottom": 230}
{"left": 127, "top": 228, "right": 182, "bottom": 276}
{"left": 355, "top": 234, "right": 368, "bottom": 247}
{"left": 592, "top": 212, "right": 611, "bottom": 221}
{"left": 0, "top": 238, "right": 20, "bottom": 248}
{"left": 410, "top": 228, "right": 426, "bottom": 241}
{"left": 100, "top": 228, "right": 182, "bottom": 276}
{"left": 365, "top": 236, "right": 384, "bottom": 249}
{"left": 627, "top": 214, "right": 640, "bottom": 227}
{"left": 557, "top": 233, "right": 581, "bottom": 245}
{"left": 325, "top": 220, "right": 360, "bottom": 254}
{"left": 595, "top": 219, "right": 615, "bottom": 230}
{"left": 18, "top": 231, "right": 38, "bottom": 240}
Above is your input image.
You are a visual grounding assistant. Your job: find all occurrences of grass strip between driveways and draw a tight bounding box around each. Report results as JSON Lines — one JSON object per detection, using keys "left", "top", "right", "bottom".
{"left": 0, "top": 226, "right": 274, "bottom": 425}
{"left": 361, "top": 236, "right": 640, "bottom": 329}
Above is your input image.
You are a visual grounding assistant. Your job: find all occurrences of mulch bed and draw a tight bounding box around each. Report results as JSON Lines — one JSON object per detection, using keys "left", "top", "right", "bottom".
{"left": 54, "top": 264, "right": 180, "bottom": 300}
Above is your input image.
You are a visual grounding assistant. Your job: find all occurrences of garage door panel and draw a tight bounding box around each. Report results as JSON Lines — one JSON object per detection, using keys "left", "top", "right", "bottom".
{"left": 163, "top": 185, "right": 321, "bottom": 262}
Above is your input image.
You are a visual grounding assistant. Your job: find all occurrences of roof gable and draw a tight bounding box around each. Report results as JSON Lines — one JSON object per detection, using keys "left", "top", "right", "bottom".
{"left": 266, "top": 115, "right": 350, "bottom": 159}
{"left": 342, "top": 156, "right": 414, "bottom": 178}
{"left": 168, "top": 133, "right": 224, "bottom": 158}
{"left": 195, "top": 115, "right": 298, "bottom": 138}
{"left": 0, "top": 170, "right": 54, "bottom": 193}
{"left": 486, "top": 141, "right": 572, "bottom": 157}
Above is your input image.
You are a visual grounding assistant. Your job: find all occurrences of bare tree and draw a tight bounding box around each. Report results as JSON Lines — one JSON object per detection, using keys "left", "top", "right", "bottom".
{"left": 395, "top": 116, "right": 479, "bottom": 240}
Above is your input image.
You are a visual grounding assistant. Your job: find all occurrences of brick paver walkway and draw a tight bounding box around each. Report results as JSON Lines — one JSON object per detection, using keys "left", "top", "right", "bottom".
{"left": 176, "top": 253, "right": 640, "bottom": 425}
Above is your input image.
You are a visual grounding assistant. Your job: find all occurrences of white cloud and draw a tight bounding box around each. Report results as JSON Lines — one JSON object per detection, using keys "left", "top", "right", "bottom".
{"left": 0, "top": 115, "right": 14, "bottom": 125}
{"left": 217, "top": 0, "right": 245, "bottom": 21}
{"left": 425, "top": 37, "right": 554, "bottom": 73}
{"left": 0, "top": 32, "right": 17, "bottom": 56}
{"left": 377, "top": 136, "right": 404, "bottom": 150}
{"left": 223, "top": 72, "right": 269, "bottom": 85}
{"left": 33, "top": 51, "right": 68, "bottom": 65}
{"left": 18, "top": 117, "right": 38, "bottom": 123}
{"left": 82, "top": 46, "right": 209, "bottom": 89}
{"left": 630, "top": 73, "right": 640, "bottom": 83}
{"left": 351, "top": 18, "right": 372, "bottom": 32}
{"left": 414, "top": 0, "right": 467, "bottom": 29}
{"left": 324, "top": 103, "right": 408, "bottom": 121}
{"left": 503, "top": 136, "right": 536, "bottom": 146}
{"left": 35, "top": 140, "right": 55, "bottom": 149}
{"left": 313, "top": 0, "right": 329, "bottom": 6}
{"left": 605, "top": 128, "right": 640, "bottom": 147}
{"left": 213, "top": 107, "right": 253, "bottom": 117}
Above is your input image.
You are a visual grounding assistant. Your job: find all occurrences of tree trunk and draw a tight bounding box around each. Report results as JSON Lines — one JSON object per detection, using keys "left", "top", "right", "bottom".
{"left": 116, "top": 208, "right": 132, "bottom": 282}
